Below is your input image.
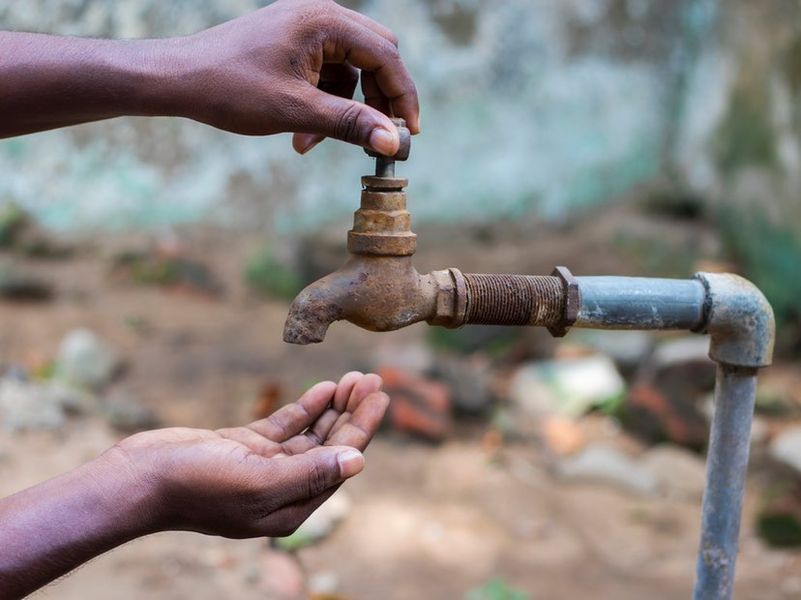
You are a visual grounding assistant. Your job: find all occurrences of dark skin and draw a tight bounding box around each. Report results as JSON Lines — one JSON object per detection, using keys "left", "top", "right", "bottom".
{"left": 0, "top": 0, "right": 420, "bottom": 597}
{"left": 0, "top": 372, "right": 389, "bottom": 598}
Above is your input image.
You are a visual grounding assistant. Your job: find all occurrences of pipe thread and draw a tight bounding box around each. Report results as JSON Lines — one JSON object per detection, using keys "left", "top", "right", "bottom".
{"left": 463, "top": 274, "right": 565, "bottom": 326}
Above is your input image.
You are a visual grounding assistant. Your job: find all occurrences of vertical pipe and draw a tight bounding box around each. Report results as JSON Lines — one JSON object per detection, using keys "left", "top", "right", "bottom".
{"left": 693, "top": 365, "right": 758, "bottom": 600}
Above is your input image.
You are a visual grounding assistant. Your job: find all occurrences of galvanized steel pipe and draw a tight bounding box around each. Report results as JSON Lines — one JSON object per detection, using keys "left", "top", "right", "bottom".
{"left": 575, "top": 276, "right": 707, "bottom": 331}
{"left": 693, "top": 365, "right": 758, "bottom": 600}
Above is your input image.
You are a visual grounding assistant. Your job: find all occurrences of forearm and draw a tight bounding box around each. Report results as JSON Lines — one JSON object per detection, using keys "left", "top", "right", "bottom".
{"left": 0, "top": 32, "right": 187, "bottom": 138}
{"left": 0, "top": 451, "right": 160, "bottom": 599}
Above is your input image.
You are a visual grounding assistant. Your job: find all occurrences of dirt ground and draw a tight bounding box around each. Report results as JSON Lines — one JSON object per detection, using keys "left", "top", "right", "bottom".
{"left": 1, "top": 202, "right": 800, "bottom": 599}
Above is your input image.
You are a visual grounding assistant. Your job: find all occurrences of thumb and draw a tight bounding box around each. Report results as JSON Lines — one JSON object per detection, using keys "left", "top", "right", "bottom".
{"left": 297, "top": 87, "right": 400, "bottom": 156}
{"left": 268, "top": 446, "right": 365, "bottom": 506}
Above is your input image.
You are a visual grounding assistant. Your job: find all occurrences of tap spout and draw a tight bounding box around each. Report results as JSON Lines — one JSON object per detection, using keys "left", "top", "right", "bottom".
{"left": 282, "top": 256, "right": 441, "bottom": 345}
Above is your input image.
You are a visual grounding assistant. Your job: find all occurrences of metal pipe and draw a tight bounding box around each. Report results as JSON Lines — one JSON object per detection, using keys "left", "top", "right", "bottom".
{"left": 575, "top": 276, "right": 707, "bottom": 330}
{"left": 693, "top": 365, "right": 757, "bottom": 600}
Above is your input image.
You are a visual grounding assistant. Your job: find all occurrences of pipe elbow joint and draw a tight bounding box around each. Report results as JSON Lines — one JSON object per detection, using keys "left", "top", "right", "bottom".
{"left": 695, "top": 272, "right": 775, "bottom": 369}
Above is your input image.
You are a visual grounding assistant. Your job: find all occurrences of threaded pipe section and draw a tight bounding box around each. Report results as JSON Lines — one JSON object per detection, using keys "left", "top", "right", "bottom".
{"left": 463, "top": 274, "right": 565, "bottom": 326}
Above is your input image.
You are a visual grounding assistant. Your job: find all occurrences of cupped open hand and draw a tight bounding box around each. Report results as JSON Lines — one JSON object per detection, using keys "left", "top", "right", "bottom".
{"left": 105, "top": 372, "right": 388, "bottom": 538}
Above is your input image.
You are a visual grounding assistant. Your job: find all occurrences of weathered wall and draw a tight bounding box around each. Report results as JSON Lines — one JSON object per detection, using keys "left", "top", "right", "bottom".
{"left": 0, "top": 0, "right": 798, "bottom": 287}
{"left": 0, "top": 0, "right": 700, "bottom": 232}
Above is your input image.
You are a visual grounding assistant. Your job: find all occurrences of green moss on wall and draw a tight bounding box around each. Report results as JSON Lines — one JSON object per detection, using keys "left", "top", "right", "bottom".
{"left": 714, "top": 83, "right": 777, "bottom": 175}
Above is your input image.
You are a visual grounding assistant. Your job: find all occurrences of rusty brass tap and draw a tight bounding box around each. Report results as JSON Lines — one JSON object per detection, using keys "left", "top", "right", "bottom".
{"left": 283, "top": 119, "right": 575, "bottom": 344}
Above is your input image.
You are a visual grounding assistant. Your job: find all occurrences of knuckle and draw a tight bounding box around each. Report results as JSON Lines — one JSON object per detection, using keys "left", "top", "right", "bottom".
{"left": 335, "top": 102, "right": 368, "bottom": 144}
{"left": 306, "top": 460, "right": 331, "bottom": 497}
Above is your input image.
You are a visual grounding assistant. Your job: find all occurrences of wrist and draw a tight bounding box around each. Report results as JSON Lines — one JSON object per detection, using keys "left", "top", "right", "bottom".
{"left": 90, "top": 445, "right": 167, "bottom": 537}
{"left": 113, "top": 37, "right": 194, "bottom": 119}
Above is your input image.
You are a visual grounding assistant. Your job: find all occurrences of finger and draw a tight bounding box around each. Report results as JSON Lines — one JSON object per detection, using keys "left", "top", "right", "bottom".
{"left": 262, "top": 445, "right": 364, "bottom": 509}
{"left": 292, "top": 132, "right": 325, "bottom": 154}
{"left": 247, "top": 380, "right": 337, "bottom": 442}
{"left": 327, "top": 23, "right": 420, "bottom": 133}
{"left": 292, "top": 63, "right": 359, "bottom": 155}
{"left": 318, "top": 62, "right": 359, "bottom": 98}
{"left": 279, "top": 407, "right": 340, "bottom": 455}
{"left": 339, "top": 7, "right": 399, "bottom": 47}
{"left": 262, "top": 484, "right": 342, "bottom": 537}
{"left": 361, "top": 71, "right": 390, "bottom": 115}
{"left": 293, "top": 85, "right": 400, "bottom": 155}
{"left": 217, "top": 426, "right": 281, "bottom": 457}
{"left": 326, "top": 391, "right": 390, "bottom": 451}
{"left": 333, "top": 371, "right": 365, "bottom": 412}
{"left": 344, "top": 373, "right": 383, "bottom": 413}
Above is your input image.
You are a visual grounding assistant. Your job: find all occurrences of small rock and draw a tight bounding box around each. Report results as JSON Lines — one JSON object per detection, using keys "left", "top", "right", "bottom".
{"left": 511, "top": 355, "right": 625, "bottom": 418}
{"left": 379, "top": 367, "right": 452, "bottom": 441}
{"left": 640, "top": 445, "right": 707, "bottom": 501}
{"left": 770, "top": 426, "right": 801, "bottom": 474}
{"left": 308, "top": 571, "right": 339, "bottom": 596}
{"left": 624, "top": 383, "right": 709, "bottom": 450}
{"left": 102, "top": 391, "right": 157, "bottom": 432}
{"left": 0, "top": 378, "right": 65, "bottom": 431}
{"left": 55, "top": 329, "right": 119, "bottom": 389}
{"left": 276, "top": 490, "right": 352, "bottom": 550}
{"left": 557, "top": 445, "right": 658, "bottom": 496}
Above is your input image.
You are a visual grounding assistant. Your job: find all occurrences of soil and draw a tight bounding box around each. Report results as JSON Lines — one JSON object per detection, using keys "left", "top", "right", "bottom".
{"left": 1, "top": 201, "right": 799, "bottom": 599}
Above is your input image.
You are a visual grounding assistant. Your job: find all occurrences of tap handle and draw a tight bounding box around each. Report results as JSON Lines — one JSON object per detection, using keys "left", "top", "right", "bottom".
{"left": 365, "top": 117, "right": 411, "bottom": 162}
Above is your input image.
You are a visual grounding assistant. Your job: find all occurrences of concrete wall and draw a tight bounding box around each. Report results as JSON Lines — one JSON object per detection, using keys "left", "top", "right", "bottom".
{"left": 0, "top": 1, "right": 798, "bottom": 258}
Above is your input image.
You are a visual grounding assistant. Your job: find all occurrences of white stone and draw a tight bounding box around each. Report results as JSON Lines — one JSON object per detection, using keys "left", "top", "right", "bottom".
{"left": 557, "top": 445, "right": 658, "bottom": 496}
{"left": 770, "top": 427, "right": 801, "bottom": 474}
{"left": 511, "top": 355, "right": 625, "bottom": 418}
{"left": 55, "top": 329, "right": 118, "bottom": 389}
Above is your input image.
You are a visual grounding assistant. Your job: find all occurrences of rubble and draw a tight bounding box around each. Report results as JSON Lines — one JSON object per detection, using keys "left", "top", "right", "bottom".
{"left": 0, "top": 377, "right": 66, "bottom": 431}
{"left": 379, "top": 367, "right": 452, "bottom": 441}
{"left": 769, "top": 426, "right": 801, "bottom": 474}
{"left": 556, "top": 444, "right": 659, "bottom": 496}
{"left": 55, "top": 328, "right": 119, "bottom": 390}
{"left": 510, "top": 355, "right": 625, "bottom": 418}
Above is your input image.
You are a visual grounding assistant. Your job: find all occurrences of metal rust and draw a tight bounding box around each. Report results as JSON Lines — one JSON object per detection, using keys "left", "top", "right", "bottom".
{"left": 548, "top": 266, "right": 580, "bottom": 337}
{"left": 694, "top": 272, "right": 775, "bottom": 369}
{"left": 365, "top": 117, "right": 411, "bottom": 162}
{"left": 462, "top": 273, "right": 564, "bottom": 327}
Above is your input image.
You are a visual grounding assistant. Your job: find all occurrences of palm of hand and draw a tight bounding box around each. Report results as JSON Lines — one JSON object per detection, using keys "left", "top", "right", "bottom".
{"left": 114, "top": 372, "right": 387, "bottom": 538}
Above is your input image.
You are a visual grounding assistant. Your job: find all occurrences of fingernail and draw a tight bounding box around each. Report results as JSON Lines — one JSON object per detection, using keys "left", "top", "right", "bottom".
{"left": 337, "top": 449, "right": 364, "bottom": 478}
{"left": 369, "top": 127, "right": 398, "bottom": 156}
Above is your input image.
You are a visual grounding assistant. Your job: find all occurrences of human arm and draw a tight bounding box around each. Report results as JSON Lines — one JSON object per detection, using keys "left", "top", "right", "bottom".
{"left": 0, "top": 0, "right": 419, "bottom": 154}
{"left": 0, "top": 371, "right": 387, "bottom": 599}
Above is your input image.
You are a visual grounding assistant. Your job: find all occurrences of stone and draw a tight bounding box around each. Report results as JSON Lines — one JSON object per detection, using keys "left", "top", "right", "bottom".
{"left": 379, "top": 367, "right": 452, "bottom": 441}
{"left": 55, "top": 329, "right": 119, "bottom": 389}
{"left": 622, "top": 336, "right": 716, "bottom": 450}
{"left": 102, "top": 390, "right": 157, "bottom": 432}
{"left": 557, "top": 444, "right": 658, "bottom": 496}
{"left": 510, "top": 355, "right": 625, "bottom": 418}
{"left": 0, "top": 378, "right": 65, "bottom": 431}
{"left": 769, "top": 426, "right": 801, "bottom": 474}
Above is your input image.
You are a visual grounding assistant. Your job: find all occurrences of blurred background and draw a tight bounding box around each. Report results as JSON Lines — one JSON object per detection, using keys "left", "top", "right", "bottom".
{"left": 1, "top": 0, "right": 801, "bottom": 598}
